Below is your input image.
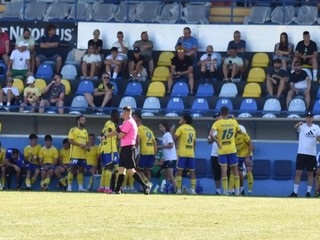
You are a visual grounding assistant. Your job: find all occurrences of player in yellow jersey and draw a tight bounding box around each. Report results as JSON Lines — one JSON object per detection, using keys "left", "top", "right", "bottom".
{"left": 39, "top": 135, "right": 59, "bottom": 191}
{"left": 85, "top": 133, "right": 99, "bottom": 190}
{"left": 0, "top": 142, "right": 6, "bottom": 190}
{"left": 174, "top": 113, "right": 197, "bottom": 194}
{"left": 24, "top": 134, "right": 41, "bottom": 190}
{"left": 67, "top": 115, "right": 89, "bottom": 192}
{"left": 54, "top": 138, "right": 70, "bottom": 190}
{"left": 98, "top": 110, "right": 120, "bottom": 193}
{"left": 210, "top": 106, "right": 241, "bottom": 195}
{"left": 235, "top": 125, "right": 254, "bottom": 195}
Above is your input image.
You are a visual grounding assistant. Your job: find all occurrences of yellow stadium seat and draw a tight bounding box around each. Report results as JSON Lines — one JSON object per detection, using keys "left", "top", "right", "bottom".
{"left": 146, "top": 81, "right": 166, "bottom": 97}
{"left": 242, "top": 83, "right": 261, "bottom": 98}
{"left": 13, "top": 78, "right": 24, "bottom": 94}
{"left": 61, "top": 79, "right": 71, "bottom": 95}
{"left": 151, "top": 66, "right": 170, "bottom": 82}
{"left": 157, "top": 51, "right": 174, "bottom": 67}
{"left": 34, "top": 78, "right": 47, "bottom": 92}
{"left": 251, "top": 52, "right": 269, "bottom": 68}
{"left": 247, "top": 67, "right": 266, "bottom": 83}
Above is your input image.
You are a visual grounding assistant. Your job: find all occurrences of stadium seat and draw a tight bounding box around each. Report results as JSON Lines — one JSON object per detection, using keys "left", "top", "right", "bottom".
{"left": 273, "top": 160, "right": 293, "bottom": 180}
{"left": 34, "top": 78, "right": 47, "bottom": 92}
{"left": 271, "top": 5, "right": 295, "bottom": 25}
{"left": 61, "top": 79, "right": 71, "bottom": 96}
{"left": 215, "top": 98, "right": 233, "bottom": 113}
{"left": 1, "top": 2, "right": 23, "bottom": 18}
{"left": 219, "top": 83, "right": 238, "bottom": 98}
{"left": 244, "top": 6, "right": 272, "bottom": 24}
{"left": 287, "top": 99, "right": 306, "bottom": 114}
{"left": 242, "top": 83, "right": 261, "bottom": 98}
{"left": 252, "top": 159, "right": 271, "bottom": 179}
{"left": 61, "top": 64, "right": 78, "bottom": 81}
{"left": 294, "top": 6, "right": 318, "bottom": 25}
{"left": 136, "top": 1, "right": 162, "bottom": 23}
{"left": 65, "top": 49, "right": 84, "bottom": 70}
{"left": 262, "top": 113, "right": 277, "bottom": 118}
{"left": 251, "top": 53, "right": 270, "bottom": 68}
{"left": 124, "top": 81, "right": 143, "bottom": 96}
{"left": 44, "top": 3, "right": 70, "bottom": 20}
{"left": 190, "top": 98, "right": 210, "bottom": 117}
{"left": 119, "top": 96, "right": 137, "bottom": 110}
{"left": 92, "top": 3, "right": 117, "bottom": 21}
{"left": 110, "top": 81, "right": 118, "bottom": 96}
{"left": 263, "top": 98, "right": 281, "bottom": 114}
{"left": 75, "top": 80, "right": 94, "bottom": 95}
{"left": 196, "top": 83, "right": 214, "bottom": 97}
{"left": 157, "top": 51, "right": 175, "bottom": 67}
{"left": 114, "top": 2, "right": 137, "bottom": 22}
{"left": 25, "top": 2, "right": 48, "bottom": 20}
{"left": 287, "top": 114, "right": 301, "bottom": 119}
{"left": 165, "top": 97, "right": 184, "bottom": 116}
{"left": 195, "top": 158, "right": 209, "bottom": 178}
{"left": 35, "top": 64, "right": 54, "bottom": 81}
{"left": 151, "top": 66, "right": 170, "bottom": 82}
{"left": 141, "top": 97, "right": 161, "bottom": 116}
{"left": 182, "top": 3, "right": 209, "bottom": 24}
{"left": 13, "top": 78, "right": 24, "bottom": 95}
{"left": 239, "top": 98, "right": 258, "bottom": 114}
{"left": 171, "top": 82, "right": 189, "bottom": 97}
{"left": 69, "top": 95, "right": 88, "bottom": 114}
{"left": 312, "top": 99, "right": 320, "bottom": 114}
{"left": 146, "top": 81, "right": 166, "bottom": 97}
{"left": 156, "top": 2, "right": 179, "bottom": 24}
{"left": 68, "top": 2, "right": 93, "bottom": 21}
{"left": 247, "top": 67, "right": 266, "bottom": 83}
{"left": 238, "top": 113, "right": 252, "bottom": 118}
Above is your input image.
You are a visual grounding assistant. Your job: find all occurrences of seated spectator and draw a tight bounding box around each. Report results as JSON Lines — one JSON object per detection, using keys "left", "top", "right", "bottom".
{"left": 105, "top": 47, "right": 122, "bottom": 80}
{"left": 36, "top": 24, "right": 62, "bottom": 74}
{"left": 286, "top": 61, "right": 311, "bottom": 110}
{"left": 88, "top": 29, "right": 103, "bottom": 56}
{"left": 222, "top": 47, "right": 244, "bottom": 82}
{"left": 0, "top": 26, "right": 10, "bottom": 67}
{"left": 266, "top": 58, "right": 288, "bottom": 99}
{"left": 7, "top": 41, "right": 32, "bottom": 78}
{"left": 175, "top": 27, "right": 198, "bottom": 62}
{"left": 133, "top": 31, "right": 154, "bottom": 77}
{"left": 273, "top": 32, "right": 294, "bottom": 70}
{"left": 39, "top": 73, "right": 65, "bottom": 114}
{"left": 19, "top": 76, "right": 41, "bottom": 113}
{"left": 0, "top": 77, "right": 20, "bottom": 111}
{"left": 167, "top": 47, "right": 194, "bottom": 95}
{"left": 226, "top": 30, "right": 249, "bottom": 71}
{"left": 293, "top": 31, "right": 318, "bottom": 81}
{"left": 84, "top": 72, "right": 114, "bottom": 112}
{"left": 128, "top": 47, "right": 148, "bottom": 81}
{"left": 197, "top": 45, "right": 218, "bottom": 82}
{"left": 112, "top": 31, "right": 129, "bottom": 71}
{"left": 5, "top": 148, "right": 25, "bottom": 190}
{"left": 81, "top": 45, "right": 102, "bottom": 80}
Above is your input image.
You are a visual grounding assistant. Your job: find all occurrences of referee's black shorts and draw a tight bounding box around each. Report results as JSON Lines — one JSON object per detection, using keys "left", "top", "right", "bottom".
{"left": 119, "top": 145, "right": 136, "bottom": 169}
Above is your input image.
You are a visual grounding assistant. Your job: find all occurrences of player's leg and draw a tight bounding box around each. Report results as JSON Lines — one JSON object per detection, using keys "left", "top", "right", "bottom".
{"left": 175, "top": 157, "right": 186, "bottom": 194}
{"left": 187, "top": 158, "right": 197, "bottom": 194}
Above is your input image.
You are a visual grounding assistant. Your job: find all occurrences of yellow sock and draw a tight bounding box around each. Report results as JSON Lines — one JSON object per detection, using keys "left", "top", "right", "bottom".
{"left": 104, "top": 170, "right": 112, "bottom": 189}
{"left": 40, "top": 180, "right": 44, "bottom": 188}
{"left": 221, "top": 176, "right": 228, "bottom": 193}
{"left": 1, "top": 177, "right": 5, "bottom": 187}
{"left": 191, "top": 179, "right": 196, "bottom": 190}
{"left": 142, "top": 176, "right": 149, "bottom": 184}
{"left": 25, "top": 177, "right": 31, "bottom": 187}
{"left": 68, "top": 172, "right": 74, "bottom": 185}
{"left": 45, "top": 177, "right": 51, "bottom": 185}
{"left": 99, "top": 170, "right": 106, "bottom": 188}
{"left": 229, "top": 172, "right": 234, "bottom": 192}
{"left": 247, "top": 172, "right": 254, "bottom": 192}
{"left": 176, "top": 176, "right": 182, "bottom": 190}
{"left": 77, "top": 172, "right": 84, "bottom": 185}
{"left": 128, "top": 175, "right": 135, "bottom": 188}
{"left": 88, "top": 176, "right": 93, "bottom": 189}
{"left": 122, "top": 174, "right": 128, "bottom": 187}
{"left": 234, "top": 175, "right": 240, "bottom": 190}
{"left": 31, "top": 177, "right": 37, "bottom": 185}
{"left": 59, "top": 178, "right": 67, "bottom": 187}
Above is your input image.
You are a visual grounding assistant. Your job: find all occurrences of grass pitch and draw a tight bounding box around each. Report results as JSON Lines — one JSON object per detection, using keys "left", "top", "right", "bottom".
{"left": 0, "top": 192, "right": 319, "bottom": 240}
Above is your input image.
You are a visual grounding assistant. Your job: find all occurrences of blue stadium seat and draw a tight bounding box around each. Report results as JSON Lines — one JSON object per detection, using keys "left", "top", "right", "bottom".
{"left": 195, "top": 158, "right": 209, "bottom": 178}
{"left": 119, "top": 96, "right": 137, "bottom": 110}
{"left": 110, "top": 81, "right": 118, "bottom": 96}
{"left": 35, "top": 64, "right": 53, "bottom": 81}
{"left": 190, "top": 98, "right": 209, "bottom": 117}
{"left": 215, "top": 98, "right": 233, "bottom": 113}
{"left": 165, "top": 97, "right": 184, "bottom": 116}
{"left": 61, "top": 64, "right": 78, "bottom": 81}
{"left": 75, "top": 80, "right": 94, "bottom": 95}
{"left": 171, "top": 82, "right": 189, "bottom": 97}
{"left": 262, "top": 98, "right": 281, "bottom": 114}
{"left": 312, "top": 99, "right": 320, "bottom": 114}
{"left": 196, "top": 82, "right": 214, "bottom": 97}
{"left": 141, "top": 97, "right": 161, "bottom": 116}
{"left": 253, "top": 159, "right": 271, "bottom": 179}
{"left": 239, "top": 98, "right": 258, "bottom": 114}
{"left": 219, "top": 83, "right": 238, "bottom": 98}
{"left": 69, "top": 95, "right": 88, "bottom": 114}
{"left": 124, "top": 81, "right": 143, "bottom": 96}
{"left": 287, "top": 99, "right": 306, "bottom": 114}
{"left": 273, "top": 160, "right": 292, "bottom": 180}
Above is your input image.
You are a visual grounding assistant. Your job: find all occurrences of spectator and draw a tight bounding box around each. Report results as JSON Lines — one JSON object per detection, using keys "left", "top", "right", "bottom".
{"left": 39, "top": 73, "right": 65, "bottom": 114}
{"left": 133, "top": 31, "right": 154, "bottom": 76}
{"left": 167, "top": 47, "right": 194, "bottom": 95}
{"left": 19, "top": 76, "right": 41, "bottom": 113}
{"left": 286, "top": 61, "right": 311, "bottom": 110}
{"left": 175, "top": 27, "right": 198, "bottom": 61}
{"left": 266, "top": 58, "right": 288, "bottom": 99}
{"left": 88, "top": 29, "right": 103, "bottom": 55}
{"left": 0, "top": 26, "right": 10, "bottom": 67}
{"left": 7, "top": 41, "right": 32, "bottom": 78}
{"left": 273, "top": 32, "right": 294, "bottom": 70}
{"left": 83, "top": 72, "right": 114, "bottom": 112}
{"left": 226, "top": 30, "right": 249, "bottom": 71}
{"left": 197, "top": 45, "right": 218, "bottom": 82}
{"left": 0, "top": 77, "right": 20, "bottom": 112}
{"left": 112, "top": 31, "right": 129, "bottom": 71}
{"left": 293, "top": 31, "right": 318, "bottom": 81}
{"left": 222, "top": 47, "right": 244, "bottom": 82}
{"left": 36, "top": 24, "right": 62, "bottom": 74}
{"left": 81, "top": 45, "right": 102, "bottom": 80}
{"left": 0, "top": 142, "right": 6, "bottom": 190}
{"left": 5, "top": 148, "right": 25, "bottom": 189}
{"left": 105, "top": 47, "right": 122, "bottom": 80}
{"left": 128, "top": 47, "right": 147, "bottom": 81}
{"left": 15, "top": 28, "right": 36, "bottom": 73}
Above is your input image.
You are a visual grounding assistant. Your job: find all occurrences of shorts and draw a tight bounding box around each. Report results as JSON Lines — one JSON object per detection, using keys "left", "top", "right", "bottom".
{"left": 218, "top": 153, "right": 238, "bottom": 166}
{"left": 41, "top": 163, "right": 56, "bottom": 171}
{"left": 137, "top": 154, "right": 155, "bottom": 169}
{"left": 70, "top": 158, "right": 87, "bottom": 167}
{"left": 163, "top": 160, "right": 176, "bottom": 169}
{"left": 26, "top": 163, "right": 40, "bottom": 172}
{"left": 176, "top": 156, "right": 195, "bottom": 170}
{"left": 296, "top": 153, "right": 316, "bottom": 172}
{"left": 101, "top": 152, "right": 119, "bottom": 167}
{"left": 37, "top": 54, "right": 61, "bottom": 63}
{"left": 238, "top": 156, "right": 253, "bottom": 171}
{"left": 11, "top": 69, "right": 28, "bottom": 77}
{"left": 119, "top": 145, "right": 136, "bottom": 169}
{"left": 211, "top": 156, "right": 221, "bottom": 181}
{"left": 94, "top": 95, "right": 112, "bottom": 108}
{"left": 85, "top": 164, "right": 95, "bottom": 172}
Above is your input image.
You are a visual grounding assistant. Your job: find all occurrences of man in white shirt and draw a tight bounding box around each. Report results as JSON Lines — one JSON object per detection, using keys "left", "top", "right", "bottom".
{"left": 197, "top": 45, "right": 218, "bottom": 82}
{"left": 105, "top": 47, "right": 122, "bottom": 80}
{"left": 15, "top": 28, "right": 35, "bottom": 73}
{"left": 0, "top": 77, "right": 20, "bottom": 111}
{"left": 7, "top": 41, "right": 32, "bottom": 78}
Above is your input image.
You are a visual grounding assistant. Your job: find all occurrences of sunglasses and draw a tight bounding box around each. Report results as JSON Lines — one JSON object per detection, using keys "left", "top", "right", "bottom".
{"left": 177, "top": 49, "right": 184, "bottom": 53}
{"left": 103, "top": 76, "right": 110, "bottom": 79}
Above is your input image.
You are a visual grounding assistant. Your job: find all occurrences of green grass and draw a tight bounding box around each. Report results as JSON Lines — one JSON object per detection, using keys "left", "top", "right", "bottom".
{"left": 0, "top": 192, "right": 319, "bottom": 240}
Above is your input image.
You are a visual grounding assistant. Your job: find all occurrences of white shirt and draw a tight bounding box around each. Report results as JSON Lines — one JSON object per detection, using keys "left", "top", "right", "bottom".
{"left": 112, "top": 41, "right": 129, "bottom": 59}
{"left": 200, "top": 53, "right": 219, "bottom": 70}
{"left": 82, "top": 54, "right": 101, "bottom": 64}
{"left": 106, "top": 54, "right": 123, "bottom": 68}
{"left": 297, "top": 123, "right": 320, "bottom": 156}
{"left": 162, "top": 132, "right": 177, "bottom": 161}
{"left": 3, "top": 87, "right": 19, "bottom": 96}
{"left": 10, "top": 49, "right": 30, "bottom": 70}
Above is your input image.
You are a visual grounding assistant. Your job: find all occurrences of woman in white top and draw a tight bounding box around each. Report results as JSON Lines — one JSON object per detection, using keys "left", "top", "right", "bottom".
{"left": 158, "top": 120, "right": 177, "bottom": 192}
{"left": 81, "top": 45, "right": 102, "bottom": 80}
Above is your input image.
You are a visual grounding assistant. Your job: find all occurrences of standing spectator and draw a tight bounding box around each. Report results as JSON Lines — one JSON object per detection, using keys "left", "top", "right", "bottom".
{"left": 105, "top": 47, "right": 122, "bottom": 80}
{"left": 39, "top": 73, "right": 65, "bottom": 114}
{"left": 0, "top": 77, "right": 20, "bottom": 112}
{"left": 4, "top": 148, "right": 25, "bottom": 189}
{"left": 133, "top": 31, "right": 154, "bottom": 76}
{"left": 286, "top": 61, "right": 311, "bottom": 110}
{"left": 85, "top": 133, "right": 99, "bottom": 191}
{"left": 88, "top": 29, "right": 103, "bottom": 56}
{"left": 81, "top": 45, "right": 102, "bottom": 80}
{"left": 266, "top": 58, "right": 288, "bottom": 99}
{"left": 19, "top": 76, "right": 41, "bottom": 113}
{"left": 0, "top": 142, "right": 6, "bottom": 190}
{"left": 7, "top": 41, "right": 32, "bottom": 78}
{"left": 173, "top": 113, "right": 197, "bottom": 194}
{"left": 167, "top": 47, "right": 194, "bottom": 95}
{"left": 222, "top": 47, "right": 244, "bottom": 82}
{"left": 36, "top": 24, "right": 62, "bottom": 74}
{"left": 67, "top": 115, "right": 89, "bottom": 192}
{"left": 0, "top": 26, "right": 10, "bottom": 67}
{"left": 293, "top": 31, "right": 318, "bottom": 81}
{"left": 128, "top": 47, "right": 147, "bottom": 81}
{"left": 15, "top": 28, "right": 36, "bottom": 73}
{"left": 273, "top": 32, "right": 294, "bottom": 70}
{"left": 226, "top": 30, "right": 248, "bottom": 71}
{"left": 112, "top": 31, "right": 129, "bottom": 72}
{"left": 175, "top": 27, "right": 198, "bottom": 62}
{"left": 197, "top": 45, "right": 218, "bottom": 82}
{"left": 289, "top": 111, "right": 320, "bottom": 197}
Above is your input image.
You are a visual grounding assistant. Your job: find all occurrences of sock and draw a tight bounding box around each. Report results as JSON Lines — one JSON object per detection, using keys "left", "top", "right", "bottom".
{"left": 87, "top": 176, "right": 93, "bottom": 189}
{"left": 221, "top": 176, "right": 228, "bottom": 193}
{"left": 44, "top": 177, "right": 50, "bottom": 185}
{"left": 68, "top": 172, "right": 74, "bottom": 186}
{"left": 25, "top": 178, "right": 31, "bottom": 187}
{"left": 31, "top": 177, "right": 37, "bottom": 185}
{"left": 228, "top": 172, "right": 234, "bottom": 192}
{"left": 77, "top": 172, "right": 84, "bottom": 185}
{"left": 247, "top": 172, "right": 254, "bottom": 192}
{"left": 104, "top": 169, "right": 112, "bottom": 189}
{"left": 176, "top": 176, "right": 182, "bottom": 190}
{"left": 128, "top": 175, "right": 135, "bottom": 188}
{"left": 132, "top": 172, "right": 146, "bottom": 188}
{"left": 6, "top": 102, "right": 10, "bottom": 107}
{"left": 240, "top": 186, "right": 244, "bottom": 193}
{"left": 142, "top": 176, "right": 149, "bottom": 184}
{"left": 40, "top": 180, "right": 44, "bottom": 188}
{"left": 112, "top": 72, "right": 118, "bottom": 79}
{"left": 122, "top": 174, "right": 128, "bottom": 187}
{"left": 115, "top": 174, "right": 125, "bottom": 192}
{"left": 99, "top": 169, "right": 106, "bottom": 188}
{"left": 59, "top": 178, "right": 66, "bottom": 187}
{"left": 313, "top": 70, "right": 318, "bottom": 80}
{"left": 1, "top": 177, "right": 5, "bottom": 187}
{"left": 293, "top": 184, "right": 299, "bottom": 194}
{"left": 307, "top": 185, "right": 312, "bottom": 193}
{"left": 191, "top": 178, "right": 196, "bottom": 190}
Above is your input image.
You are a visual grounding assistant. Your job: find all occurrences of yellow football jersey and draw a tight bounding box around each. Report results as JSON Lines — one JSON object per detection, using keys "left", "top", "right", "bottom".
{"left": 59, "top": 147, "right": 70, "bottom": 165}
{"left": 24, "top": 144, "right": 41, "bottom": 165}
{"left": 138, "top": 125, "right": 155, "bottom": 155}
{"left": 86, "top": 145, "right": 99, "bottom": 166}
{"left": 175, "top": 124, "right": 196, "bottom": 158}
{"left": 235, "top": 132, "right": 253, "bottom": 158}
{"left": 212, "top": 118, "right": 240, "bottom": 155}
{"left": 39, "top": 146, "right": 59, "bottom": 165}
{"left": 68, "top": 127, "right": 89, "bottom": 159}
{"left": 0, "top": 147, "right": 6, "bottom": 165}
{"left": 100, "top": 120, "right": 118, "bottom": 154}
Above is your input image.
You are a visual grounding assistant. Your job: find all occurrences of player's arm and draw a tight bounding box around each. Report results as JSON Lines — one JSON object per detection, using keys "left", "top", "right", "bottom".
{"left": 68, "top": 138, "right": 88, "bottom": 150}
{"left": 152, "top": 138, "right": 157, "bottom": 157}
{"left": 294, "top": 122, "right": 303, "bottom": 130}
{"left": 135, "top": 134, "right": 140, "bottom": 148}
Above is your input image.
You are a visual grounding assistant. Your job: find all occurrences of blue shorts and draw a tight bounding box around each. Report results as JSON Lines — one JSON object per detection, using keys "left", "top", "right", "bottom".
{"left": 176, "top": 157, "right": 195, "bottom": 170}
{"left": 26, "top": 163, "right": 40, "bottom": 172}
{"left": 101, "top": 152, "right": 119, "bottom": 167}
{"left": 238, "top": 156, "right": 253, "bottom": 170}
{"left": 41, "top": 163, "right": 56, "bottom": 171}
{"left": 138, "top": 155, "right": 155, "bottom": 169}
{"left": 70, "top": 158, "right": 86, "bottom": 167}
{"left": 85, "top": 164, "right": 95, "bottom": 172}
{"left": 218, "top": 153, "right": 238, "bottom": 166}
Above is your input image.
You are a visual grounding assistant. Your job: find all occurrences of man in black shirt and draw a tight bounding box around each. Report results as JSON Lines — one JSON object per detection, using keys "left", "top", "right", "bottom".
{"left": 266, "top": 58, "right": 288, "bottom": 98}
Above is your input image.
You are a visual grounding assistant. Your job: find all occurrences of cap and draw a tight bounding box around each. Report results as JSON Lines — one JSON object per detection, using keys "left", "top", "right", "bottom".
{"left": 133, "top": 47, "right": 140, "bottom": 53}
{"left": 305, "top": 111, "right": 313, "bottom": 117}
{"left": 27, "top": 76, "right": 35, "bottom": 84}
{"left": 18, "top": 41, "right": 28, "bottom": 48}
